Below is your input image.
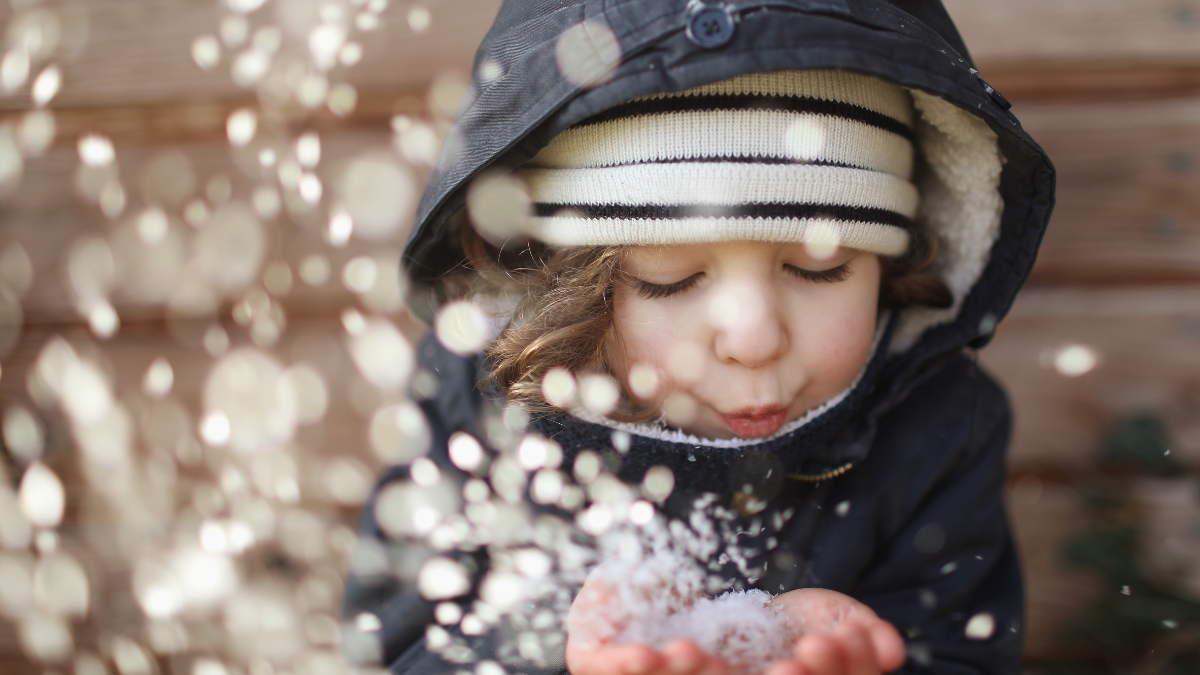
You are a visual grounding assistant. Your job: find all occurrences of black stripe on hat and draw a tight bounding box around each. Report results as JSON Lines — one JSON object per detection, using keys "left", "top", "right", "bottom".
{"left": 534, "top": 202, "right": 915, "bottom": 230}
{"left": 574, "top": 94, "right": 915, "bottom": 142}
{"left": 617, "top": 156, "right": 865, "bottom": 168}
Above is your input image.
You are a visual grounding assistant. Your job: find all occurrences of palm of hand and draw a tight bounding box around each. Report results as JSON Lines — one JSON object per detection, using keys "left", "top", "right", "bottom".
{"left": 565, "top": 571, "right": 727, "bottom": 675}
{"left": 765, "top": 588, "right": 906, "bottom": 675}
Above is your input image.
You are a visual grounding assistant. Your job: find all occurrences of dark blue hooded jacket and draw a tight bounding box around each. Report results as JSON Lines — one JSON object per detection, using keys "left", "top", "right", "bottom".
{"left": 344, "top": 0, "right": 1056, "bottom": 673}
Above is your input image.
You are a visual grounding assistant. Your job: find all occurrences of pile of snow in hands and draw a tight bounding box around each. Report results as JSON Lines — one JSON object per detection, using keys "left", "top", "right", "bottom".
{"left": 589, "top": 551, "right": 798, "bottom": 674}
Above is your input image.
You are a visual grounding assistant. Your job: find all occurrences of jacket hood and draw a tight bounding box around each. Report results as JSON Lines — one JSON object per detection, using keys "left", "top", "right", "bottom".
{"left": 402, "top": 0, "right": 1055, "bottom": 434}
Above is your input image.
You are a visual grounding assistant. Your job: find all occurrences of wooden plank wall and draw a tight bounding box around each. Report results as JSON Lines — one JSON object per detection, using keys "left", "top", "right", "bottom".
{"left": 0, "top": 0, "right": 1196, "bottom": 670}
{"left": 945, "top": 0, "right": 1200, "bottom": 661}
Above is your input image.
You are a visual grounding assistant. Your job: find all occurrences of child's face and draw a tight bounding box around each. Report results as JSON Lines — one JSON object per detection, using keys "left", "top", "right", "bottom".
{"left": 607, "top": 241, "right": 881, "bottom": 440}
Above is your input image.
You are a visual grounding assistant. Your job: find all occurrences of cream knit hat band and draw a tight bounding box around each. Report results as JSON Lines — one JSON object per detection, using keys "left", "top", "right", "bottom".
{"left": 516, "top": 70, "right": 918, "bottom": 256}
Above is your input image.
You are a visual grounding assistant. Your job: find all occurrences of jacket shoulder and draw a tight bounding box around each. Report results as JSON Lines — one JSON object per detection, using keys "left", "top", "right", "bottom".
{"left": 864, "top": 351, "right": 1013, "bottom": 509}
{"left": 885, "top": 351, "right": 1011, "bottom": 447}
{"left": 904, "top": 351, "right": 1008, "bottom": 408}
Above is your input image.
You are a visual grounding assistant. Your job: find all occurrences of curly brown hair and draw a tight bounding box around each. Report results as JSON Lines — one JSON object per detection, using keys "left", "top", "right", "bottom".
{"left": 449, "top": 220, "right": 951, "bottom": 415}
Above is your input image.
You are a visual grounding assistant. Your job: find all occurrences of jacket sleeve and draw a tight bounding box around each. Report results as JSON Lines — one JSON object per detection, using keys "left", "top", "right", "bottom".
{"left": 342, "top": 401, "right": 570, "bottom": 675}
{"left": 342, "top": 336, "right": 570, "bottom": 675}
{"left": 837, "top": 359, "right": 1023, "bottom": 674}
{"left": 341, "top": 403, "right": 532, "bottom": 674}
{"left": 342, "top": 463, "right": 432, "bottom": 664}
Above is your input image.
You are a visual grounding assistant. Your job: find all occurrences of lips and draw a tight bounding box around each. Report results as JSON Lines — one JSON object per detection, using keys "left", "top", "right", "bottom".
{"left": 716, "top": 405, "right": 789, "bottom": 439}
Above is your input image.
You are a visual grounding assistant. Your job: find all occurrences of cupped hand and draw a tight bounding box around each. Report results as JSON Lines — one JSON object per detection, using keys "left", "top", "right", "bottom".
{"left": 565, "top": 564, "right": 730, "bottom": 675}
{"left": 763, "top": 589, "right": 906, "bottom": 675}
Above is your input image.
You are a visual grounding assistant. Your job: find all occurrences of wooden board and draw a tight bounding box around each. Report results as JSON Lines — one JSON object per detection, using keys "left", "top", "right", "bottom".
{"left": 0, "top": 129, "right": 429, "bottom": 325}
{"left": 944, "top": 0, "right": 1200, "bottom": 67}
{"left": 10, "top": 280, "right": 1198, "bottom": 479}
{"left": 984, "top": 64, "right": 1200, "bottom": 104}
{"left": 980, "top": 286, "right": 1200, "bottom": 471}
{"left": 1006, "top": 480, "right": 1104, "bottom": 660}
{"left": 4, "top": 3, "right": 1200, "bottom": 296}
{"left": 0, "top": 317, "right": 385, "bottom": 674}
{"left": 0, "top": 317, "right": 393, "bottom": 474}
{"left": 1010, "top": 95, "right": 1200, "bottom": 285}
{"left": 0, "top": 0, "right": 502, "bottom": 111}
{"left": 4, "top": 93, "right": 1200, "bottom": 329}
{"left": 3, "top": 0, "right": 1200, "bottom": 113}
{"left": 8, "top": 71, "right": 1200, "bottom": 320}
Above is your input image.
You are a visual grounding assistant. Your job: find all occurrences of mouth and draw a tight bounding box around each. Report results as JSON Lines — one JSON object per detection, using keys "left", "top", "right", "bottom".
{"left": 716, "top": 405, "right": 789, "bottom": 439}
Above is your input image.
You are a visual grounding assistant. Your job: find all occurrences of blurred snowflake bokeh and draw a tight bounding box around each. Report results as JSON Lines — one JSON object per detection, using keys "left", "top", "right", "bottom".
{"left": 0, "top": 0, "right": 492, "bottom": 672}
{"left": 4, "top": 1, "right": 1200, "bottom": 674}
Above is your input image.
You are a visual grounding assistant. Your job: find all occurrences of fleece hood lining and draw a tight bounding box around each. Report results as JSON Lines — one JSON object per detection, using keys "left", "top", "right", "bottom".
{"left": 889, "top": 88, "right": 1005, "bottom": 353}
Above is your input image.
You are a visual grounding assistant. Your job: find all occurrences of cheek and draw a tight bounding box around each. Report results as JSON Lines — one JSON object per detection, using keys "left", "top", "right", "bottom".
{"left": 800, "top": 279, "right": 880, "bottom": 381}
{"left": 608, "top": 291, "right": 683, "bottom": 376}
{"left": 608, "top": 289, "right": 711, "bottom": 390}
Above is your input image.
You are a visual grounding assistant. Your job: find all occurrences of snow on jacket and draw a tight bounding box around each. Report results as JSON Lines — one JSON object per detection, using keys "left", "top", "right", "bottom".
{"left": 343, "top": 0, "right": 1056, "bottom": 673}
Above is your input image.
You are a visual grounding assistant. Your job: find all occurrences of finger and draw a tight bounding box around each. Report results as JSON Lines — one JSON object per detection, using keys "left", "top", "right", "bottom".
{"left": 696, "top": 657, "right": 731, "bottom": 675}
{"left": 619, "top": 644, "right": 666, "bottom": 675}
{"left": 834, "top": 624, "right": 876, "bottom": 675}
{"left": 865, "top": 622, "right": 906, "bottom": 672}
{"left": 662, "top": 638, "right": 707, "bottom": 675}
{"left": 796, "top": 634, "right": 843, "bottom": 675}
{"left": 770, "top": 588, "right": 883, "bottom": 635}
{"left": 764, "top": 660, "right": 806, "bottom": 675}
{"left": 567, "top": 643, "right": 664, "bottom": 675}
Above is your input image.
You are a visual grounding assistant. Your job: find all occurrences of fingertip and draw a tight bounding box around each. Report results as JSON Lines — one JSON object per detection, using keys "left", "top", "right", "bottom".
{"left": 792, "top": 633, "right": 815, "bottom": 660}
{"left": 622, "top": 645, "right": 665, "bottom": 675}
{"left": 703, "top": 658, "right": 732, "bottom": 675}
{"left": 572, "top": 644, "right": 661, "bottom": 675}
{"left": 868, "top": 622, "right": 906, "bottom": 672}
{"left": 833, "top": 623, "right": 875, "bottom": 675}
{"left": 796, "top": 634, "right": 839, "bottom": 673}
{"left": 663, "top": 637, "right": 702, "bottom": 655}
{"left": 662, "top": 638, "right": 705, "bottom": 674}
{"left": 764, "top": 660, "right": 804, "bottom": 675}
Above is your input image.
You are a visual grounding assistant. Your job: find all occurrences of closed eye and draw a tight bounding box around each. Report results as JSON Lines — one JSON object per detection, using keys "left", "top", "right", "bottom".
{"left": 785, "top": 263, "right": 851, "bottom": 283}
{"left": 634, "top": 272, "right": 703, "bottom": 299}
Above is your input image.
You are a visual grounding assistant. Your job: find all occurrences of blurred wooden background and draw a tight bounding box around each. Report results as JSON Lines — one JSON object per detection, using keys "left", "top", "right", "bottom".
{"left": 1, "top": 0, "right": 1200, "bottom": 671}
{"left": 947, "top": 0, "right": 1200, "bottom": 662}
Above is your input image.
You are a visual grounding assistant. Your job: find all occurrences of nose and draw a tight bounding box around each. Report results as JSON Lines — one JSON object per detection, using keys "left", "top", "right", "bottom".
{"left": 709, "top": 282, "right": 788, "bottom": 368}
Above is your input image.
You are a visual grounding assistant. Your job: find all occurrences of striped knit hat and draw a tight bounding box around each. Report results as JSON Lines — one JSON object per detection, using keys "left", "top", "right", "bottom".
{"left": 515, "top": 70, "right": 917, "bottom": 257}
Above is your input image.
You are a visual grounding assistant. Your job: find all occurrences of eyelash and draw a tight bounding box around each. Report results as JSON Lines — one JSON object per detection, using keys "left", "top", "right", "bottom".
{"left": 635, "top": 273, "right": 702, "bottom": 299}
{"left": 784, "top": 263, "right": 852, "bottom": 284}
{"left": 634, "top": 263, "right": 851, "bottom": 299}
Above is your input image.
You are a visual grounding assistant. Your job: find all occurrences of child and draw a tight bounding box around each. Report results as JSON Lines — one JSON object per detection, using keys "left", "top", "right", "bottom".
{"left": 344, "top": 1, "right": 1055, "bottom": 674}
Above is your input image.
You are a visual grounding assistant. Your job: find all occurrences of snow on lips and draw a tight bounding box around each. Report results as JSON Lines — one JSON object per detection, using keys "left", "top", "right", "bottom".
{"left": 595, "top": 552, "right": 797, "bottom": 675}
